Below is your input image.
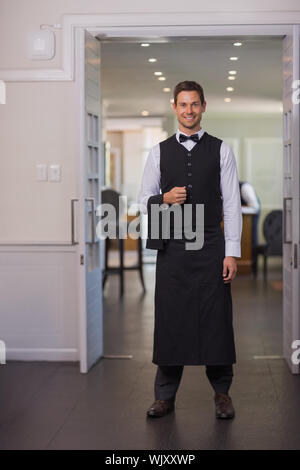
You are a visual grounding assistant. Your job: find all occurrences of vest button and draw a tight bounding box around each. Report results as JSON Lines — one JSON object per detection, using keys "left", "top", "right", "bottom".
{"left": 188, "top": 173, "right": 192, "bottom": 177}
{"left": 187, "top": 153, "right": 191, "bottom": 156}
{"left": 187, "top": 162, "right": 192, "bottom": 166}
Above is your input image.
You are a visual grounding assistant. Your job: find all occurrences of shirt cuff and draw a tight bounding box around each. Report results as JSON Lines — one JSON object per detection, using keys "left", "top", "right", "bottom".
{"left": 147, "top": 193, "right": 170, "bottom": 211}
{"left": 225, "top": 240, "right": 241, "bottom": 258}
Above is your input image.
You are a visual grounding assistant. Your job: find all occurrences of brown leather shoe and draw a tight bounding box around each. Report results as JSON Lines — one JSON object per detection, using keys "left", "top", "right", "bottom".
{"left": 214, "top": 393, "right": 235, "bottom": 419}
{"left": 146, "top": 399, "right": 175, "bottom": 418}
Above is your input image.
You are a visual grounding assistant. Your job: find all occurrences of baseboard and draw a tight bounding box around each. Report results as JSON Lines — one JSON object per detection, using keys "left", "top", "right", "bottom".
{"left": 6, "top": 348, "right": 79, "bottom": 361}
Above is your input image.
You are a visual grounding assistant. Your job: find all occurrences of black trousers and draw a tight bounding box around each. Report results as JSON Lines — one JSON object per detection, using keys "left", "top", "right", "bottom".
{"left": 154, "top": 365, "right": 233, "bottom": 400}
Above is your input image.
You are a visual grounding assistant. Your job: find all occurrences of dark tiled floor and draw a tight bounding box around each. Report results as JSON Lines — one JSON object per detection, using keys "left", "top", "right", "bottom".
{"left": 1, "top": 261, "right": 300, "bottom": 450}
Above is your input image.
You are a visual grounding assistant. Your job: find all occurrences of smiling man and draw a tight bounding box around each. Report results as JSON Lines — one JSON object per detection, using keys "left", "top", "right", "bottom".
{"left": 138, "top": 80, "right": 242, "bottom": 420}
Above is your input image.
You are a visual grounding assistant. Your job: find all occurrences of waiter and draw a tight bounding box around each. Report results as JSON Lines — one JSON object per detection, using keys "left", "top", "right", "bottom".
{"left": 138, "top": 81, "right": 242, "bottom": 420}
{"left": 239, "top": 180, "right": 261, "bottom": 248}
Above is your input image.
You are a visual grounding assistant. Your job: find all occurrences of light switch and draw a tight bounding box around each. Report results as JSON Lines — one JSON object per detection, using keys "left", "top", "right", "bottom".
{"left": 36, "top": 164, "right": 47, "bottom": 182}
{"left": 49, "top": 164, "right": 61, "bottom": 182}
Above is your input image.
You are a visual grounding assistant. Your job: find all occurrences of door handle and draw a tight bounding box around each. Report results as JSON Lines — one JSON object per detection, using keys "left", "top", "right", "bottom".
{"left": 283, "top": 197, "right": 292, "bottom": 244}
{"left": 85, "top": 197, "right": 95, "bottom": 244}
{"left": 71, "top": 198, "right": 79, "bottom": 245}
{"left": 294, "top": 243, "right": 298, "bottom": 269}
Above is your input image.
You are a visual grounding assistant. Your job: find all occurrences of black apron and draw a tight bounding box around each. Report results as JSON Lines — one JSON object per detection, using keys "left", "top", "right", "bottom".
{"left": 152, "top": 226, "right": 236, "bottom": 366}
{"left": 151, "top": 132, "right": 236, "bottom": 366}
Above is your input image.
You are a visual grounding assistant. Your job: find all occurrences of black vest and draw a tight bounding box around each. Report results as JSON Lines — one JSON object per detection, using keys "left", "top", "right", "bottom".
{"left": 161, "top": 131, "right": 223, "bottom": 229}
{"left": 146, "top": 131, "right": 223, "bottom": 249}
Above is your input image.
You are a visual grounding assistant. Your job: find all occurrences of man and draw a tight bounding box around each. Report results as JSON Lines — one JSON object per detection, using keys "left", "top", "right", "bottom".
{"left": 239, "top": 180, "right": 261, "bottom": 248}
{"left": 138, "top": 81, "right": 242, "bottom": 420}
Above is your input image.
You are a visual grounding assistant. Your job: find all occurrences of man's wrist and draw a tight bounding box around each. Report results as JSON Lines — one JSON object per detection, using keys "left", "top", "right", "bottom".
{"left": 163, "top": 192, "right": 169, "bottom": 204}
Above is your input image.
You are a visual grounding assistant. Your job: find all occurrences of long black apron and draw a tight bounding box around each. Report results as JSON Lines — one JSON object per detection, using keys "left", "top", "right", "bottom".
{"left": 152, "top": 225, "right": 236, "bottom": 366}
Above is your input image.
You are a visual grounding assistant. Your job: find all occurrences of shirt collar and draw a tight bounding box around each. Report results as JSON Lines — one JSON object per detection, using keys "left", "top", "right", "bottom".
{"left": 176, "top": 127, "right": 205, "bottom": 142}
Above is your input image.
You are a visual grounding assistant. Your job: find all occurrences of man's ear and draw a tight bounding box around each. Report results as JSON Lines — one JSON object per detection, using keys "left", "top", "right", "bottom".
{"left": 202, "top": 101, "right": 207, "bottom": 112}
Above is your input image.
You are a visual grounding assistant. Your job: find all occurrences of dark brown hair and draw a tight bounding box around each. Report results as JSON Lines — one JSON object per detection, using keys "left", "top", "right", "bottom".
{"left": 173, "top": 81, "right": 205, "bottom": 106}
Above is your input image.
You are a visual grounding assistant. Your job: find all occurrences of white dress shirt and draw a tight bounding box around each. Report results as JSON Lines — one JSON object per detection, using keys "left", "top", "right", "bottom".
{"left": 240, "top": 182, "right": 260, "bottom": 214}
{"left": 138, "top": 128, "right": 242, "bottom": 258}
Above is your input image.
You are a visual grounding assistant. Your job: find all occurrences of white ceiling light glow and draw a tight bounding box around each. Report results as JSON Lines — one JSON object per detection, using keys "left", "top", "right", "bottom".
{"left": 101, "top": 36, "right": 282, "bottom": 117}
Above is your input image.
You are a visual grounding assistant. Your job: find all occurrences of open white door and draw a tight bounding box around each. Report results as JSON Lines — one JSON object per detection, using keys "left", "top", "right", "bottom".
{"left": 282, "top": 25, "right": 300, "bottom": 374}
{"left": 77, "top": 29, "right": 103, "bottom": 373}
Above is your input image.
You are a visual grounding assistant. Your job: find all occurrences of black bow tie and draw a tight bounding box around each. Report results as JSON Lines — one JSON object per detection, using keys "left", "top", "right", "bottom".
{"left": 179, "top": 133, "right": 199, "bottom": 143}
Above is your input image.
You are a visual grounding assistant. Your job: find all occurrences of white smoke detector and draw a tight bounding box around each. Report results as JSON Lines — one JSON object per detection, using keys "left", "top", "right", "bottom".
{"left": 26, "top": 31, "right": 55, "bottom": 60}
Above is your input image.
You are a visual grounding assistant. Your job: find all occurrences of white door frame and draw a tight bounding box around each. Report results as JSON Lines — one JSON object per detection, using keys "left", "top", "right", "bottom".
{"left": 73, "top": 19, "right": 298, "bottom": 372}
{"left": 0, "top": 15, "right": 297, "bottom": 82}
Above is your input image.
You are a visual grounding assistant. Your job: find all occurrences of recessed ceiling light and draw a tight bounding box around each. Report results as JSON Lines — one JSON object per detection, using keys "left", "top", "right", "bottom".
{"left": 228, "top": 76, "right": 236, "bottom": 80}
{"left": 233, "top": 42, "right": 242, "bottom": 46}
{"left": 224, "top": 98, "right": 232, "bottom": 103}
{"left": 141, "top": 110, "right": 149, "bottom": 116}
{"left": 148, "top": 58, "right": 157, "bottom": 62}
{"left": 230, "top": 57, "right": 238, "bottom": 61}
{"left": 158, "top": 76, "right": 166, "bottom": 81}
{"left": 163, "top": 87, "right": 171, "bottom": 92}
{"left": 226, "top": 87, "right": 234, "bottom": 91}
{"left": 154, "top": 71, "right": 162, "bottom": 76}
{"left": 141, "top": 43, "right": 150, "bottom": 47}
{"left": 229, "top": 70, "right": 237, "bottom": 75}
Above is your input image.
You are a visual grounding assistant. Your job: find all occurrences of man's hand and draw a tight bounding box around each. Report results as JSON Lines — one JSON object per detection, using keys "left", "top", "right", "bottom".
{"left": 163, "top": 186, "right": 186, "bottom": 205}
{"left": 223, "top": 256, "right": 237, "bottom": 283}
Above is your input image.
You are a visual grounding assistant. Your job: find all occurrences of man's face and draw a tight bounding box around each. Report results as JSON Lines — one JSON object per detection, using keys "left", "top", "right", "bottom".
{"left": 172, "top": 90, "right": 206, "bottom": 132}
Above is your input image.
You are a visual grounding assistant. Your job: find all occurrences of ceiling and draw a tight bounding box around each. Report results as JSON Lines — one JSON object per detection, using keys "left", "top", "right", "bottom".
{"left": 100, "top": 35, "right": 283, "bottom": 118}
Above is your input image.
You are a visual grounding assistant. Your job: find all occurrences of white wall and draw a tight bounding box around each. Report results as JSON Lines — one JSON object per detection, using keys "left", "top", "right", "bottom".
{"left": 0, "top": 82, "right": 77, "bottom": 242}
{"left": 205, "top": 114, "right": 283, "bottom": 243}
{"left": 1, "top": 0, "right": 299, "bottom": 69}
{"left": 0, "top": 0, "right": 298, "bottom": 242}
{"left": 122, "top": 130, "right": 144, "bottom": 203}
{"left": 204, "top": 114, "right": 282, "bottom": 172}
{"left": 106, "top": 126, "right": 167, "bottom": 204}
{"left": 0, "top": 245, "right": 78, "bottom": 360}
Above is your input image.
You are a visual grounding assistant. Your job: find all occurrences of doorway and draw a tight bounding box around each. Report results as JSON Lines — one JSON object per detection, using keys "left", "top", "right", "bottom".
{"left": 75, "top": 24, "right": 300, "bottom": 374}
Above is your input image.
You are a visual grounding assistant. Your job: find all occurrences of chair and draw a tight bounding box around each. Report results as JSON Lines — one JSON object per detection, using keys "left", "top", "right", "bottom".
{"left": 252, "top": 210, "right": 282, "bottom": 280}
{"left": 101, "top": 189, "right": 146, "bottom": 296}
